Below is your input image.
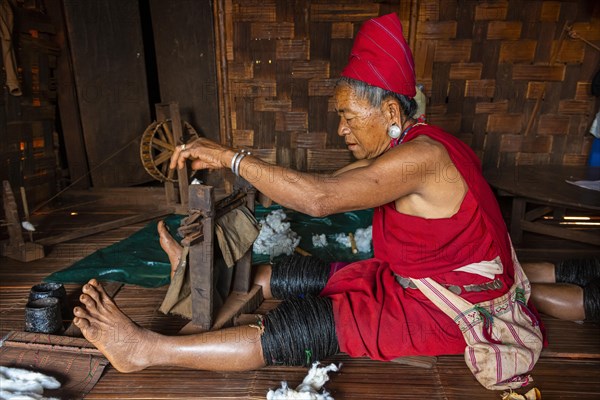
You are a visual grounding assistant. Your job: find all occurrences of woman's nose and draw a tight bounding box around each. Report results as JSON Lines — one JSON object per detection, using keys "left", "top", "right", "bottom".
{"left": 337, "top": 119, "right": 349, "bottom": 136}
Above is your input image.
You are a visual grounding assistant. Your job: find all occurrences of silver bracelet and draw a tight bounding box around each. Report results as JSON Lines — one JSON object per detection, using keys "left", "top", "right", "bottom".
{"left": 234, "top": 153, "right": 246, "bottom": 176}
{"left": 230, "top": 152, "right": 241, "bottom": 174}
{"left": 233, "top": 149, "right": 252, "bottom": 176}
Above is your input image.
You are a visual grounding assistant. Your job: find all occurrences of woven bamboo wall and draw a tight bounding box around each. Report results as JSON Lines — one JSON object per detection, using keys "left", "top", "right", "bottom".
{"left": 417, "top": 0, "right": 599, "bottom": 169}
{"left": 218, "top": 0, "right": 599, "bottom": 172}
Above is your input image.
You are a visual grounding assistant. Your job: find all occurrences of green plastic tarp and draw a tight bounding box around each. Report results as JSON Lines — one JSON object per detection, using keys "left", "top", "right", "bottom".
{"left": 44, "top": 206, "right": 373, "bottom": 288}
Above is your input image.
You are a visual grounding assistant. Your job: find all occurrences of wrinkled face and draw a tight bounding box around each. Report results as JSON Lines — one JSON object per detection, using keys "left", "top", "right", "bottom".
{"left": 334, "top": 85, "right": 391, "bottom": 160}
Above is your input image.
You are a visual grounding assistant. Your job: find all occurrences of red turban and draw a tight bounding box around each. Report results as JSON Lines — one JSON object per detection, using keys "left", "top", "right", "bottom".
{"left": 341, "top": 13, "right": 416, "bottom": 97}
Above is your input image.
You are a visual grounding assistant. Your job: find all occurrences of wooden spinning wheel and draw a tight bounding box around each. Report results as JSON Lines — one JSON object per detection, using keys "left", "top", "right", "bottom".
{"left": 140, "top": 120, "right": 199, "bottom": 182}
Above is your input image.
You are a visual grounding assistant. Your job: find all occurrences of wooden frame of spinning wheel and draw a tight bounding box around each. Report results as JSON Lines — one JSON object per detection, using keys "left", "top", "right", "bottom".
{"left": 152, "top": 102, "right": 190, "bottom": 215}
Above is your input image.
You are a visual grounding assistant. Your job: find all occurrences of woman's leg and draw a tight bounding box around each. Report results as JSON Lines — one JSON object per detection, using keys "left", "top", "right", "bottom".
{"left": 521, "top": 261, "right": 556, "bottom": 283}
{"left": 529, "top": 282, "right": 585, "bottom": 321}
{"left": 523, "top": 261, "right": 587, "bottom": 320}
{"left": 523, "top": 260, "right": 599, "bottom": 321}
{"left": 76, "top": 224, "right": 336, "bottom": 373}
{"left": 73, "top": 279, "right": 339, "bottom": 372}
{"left": 75, "top": 221, "right": 273, "bottom": 372}
{"left": 522, "top": 258, "right": 600, "bottom": 286}
{"left": 73, "top": 279, "right": 265, "bottom": 372}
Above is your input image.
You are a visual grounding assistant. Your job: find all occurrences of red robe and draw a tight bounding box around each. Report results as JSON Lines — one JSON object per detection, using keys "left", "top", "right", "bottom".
{"left": 321, "top": 124, "right": 524, "bottom": 360}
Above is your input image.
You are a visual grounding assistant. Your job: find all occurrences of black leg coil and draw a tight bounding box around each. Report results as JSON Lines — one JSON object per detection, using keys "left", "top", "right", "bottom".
{"left": 270, "top": 254, "right": 330, "bottom": 300}
{"left": 584, "top": 278, "right": 600, "bottom": 322}
{"left": 555, "top": 258, "right": 600, "bottom": 287}
{"left": 261, "top": 295, "right": 339, "bottom": 366}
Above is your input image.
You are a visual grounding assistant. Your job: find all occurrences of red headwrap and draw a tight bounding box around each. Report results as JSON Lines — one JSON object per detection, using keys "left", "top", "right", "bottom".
{"left": 341, "top": 13, "right": 416, "bottom": 97}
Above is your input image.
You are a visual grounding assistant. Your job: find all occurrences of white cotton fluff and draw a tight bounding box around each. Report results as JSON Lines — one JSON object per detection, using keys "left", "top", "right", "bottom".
{"left": 354, "top": 226, "right": 372, "bottom": 253}
{"left": 311, "top": 234, "right": 328, "bottom": 248}
{"left": 331, "top": 226, "right": 372, "bottom": 253}
{"left": 253, "top": 209, "right": 301, "bottom": 257}
{"left": 332, "top": 233, "right": 351, "bottom": 248}
{"left": 266, "top": 362, "right": 340, "bottom": 400}
{"left": 0, "top": 366, "right": 61, "bottom": 400}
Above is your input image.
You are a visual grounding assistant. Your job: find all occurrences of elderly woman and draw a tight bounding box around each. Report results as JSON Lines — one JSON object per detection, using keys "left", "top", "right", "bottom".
{"left": 72, "top": 13, "right": 597, "bottom": 375}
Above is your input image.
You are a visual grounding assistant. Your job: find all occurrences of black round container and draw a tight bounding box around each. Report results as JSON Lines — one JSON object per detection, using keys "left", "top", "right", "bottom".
{"left": 25, "top": 297, "right": 63, "bottom": 333}
{"left": 29, "top": 282, "right": 67, "bottom": 301}
{"left": 29, "top": 282, "right": 70, "bottom": 320}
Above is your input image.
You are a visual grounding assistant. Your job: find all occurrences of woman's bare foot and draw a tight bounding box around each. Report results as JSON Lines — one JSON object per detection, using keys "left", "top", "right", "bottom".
{"left": 73, "top": 279, "right": 159, "bottom": 372}
{"left": 158, "top": 220, "right": 183, "bottom": 279}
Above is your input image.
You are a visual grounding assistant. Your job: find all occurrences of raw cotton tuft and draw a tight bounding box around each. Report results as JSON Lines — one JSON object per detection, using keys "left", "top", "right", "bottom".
{"left": 0, "top": 366, "right": 61, "bottom": 400}
{"left": 266, "top": 362, "right": 340, "bottom": 400}
{"left": 253, "top": 210, "right": 300, "bottom": 257}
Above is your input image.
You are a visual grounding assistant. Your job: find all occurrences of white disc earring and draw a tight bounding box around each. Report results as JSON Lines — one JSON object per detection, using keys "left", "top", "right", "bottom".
{"left": 388, "top": 124, "right": 402, "bottom": 139}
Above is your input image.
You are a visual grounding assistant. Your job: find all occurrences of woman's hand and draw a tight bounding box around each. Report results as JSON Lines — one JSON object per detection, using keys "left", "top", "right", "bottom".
{"left": 169, "top": 137, "right": 233, "bottom": 171}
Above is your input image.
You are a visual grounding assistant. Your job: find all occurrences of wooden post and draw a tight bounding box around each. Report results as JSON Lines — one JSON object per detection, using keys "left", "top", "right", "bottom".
{"left": 188, "top": 184, "right": 215, "bottom": 330}
{"left": 0, "top": 181, "right": 44, "bottom": 262}
{"left": 155, "top": 102, "right": 189, "bottom": 213}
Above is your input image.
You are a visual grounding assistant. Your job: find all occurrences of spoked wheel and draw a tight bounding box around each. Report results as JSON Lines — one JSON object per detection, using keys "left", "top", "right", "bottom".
{"left": 140, "top": 121, "right": 199, "bottom": 182}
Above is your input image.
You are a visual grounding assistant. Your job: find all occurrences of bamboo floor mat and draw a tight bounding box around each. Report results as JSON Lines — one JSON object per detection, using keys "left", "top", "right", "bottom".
{"left": 87, "top": 355, "right": 446, "bottom": 400}
{"left": 85, "top": 352, "right": 600, "bottom": 399}
{"left": 0, "top": 332, "right": 110, "bottom": 399}
{"left": 3, "top": 279, "right": 598, "bottom": 399}
{"left": 2, "top": 204, "right": 600, "bottom": 399}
